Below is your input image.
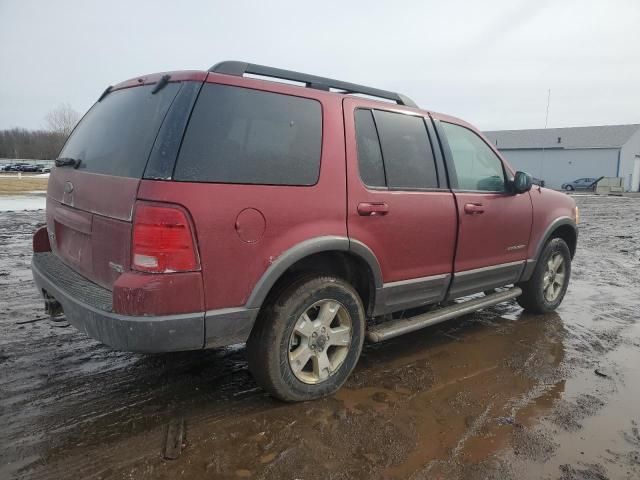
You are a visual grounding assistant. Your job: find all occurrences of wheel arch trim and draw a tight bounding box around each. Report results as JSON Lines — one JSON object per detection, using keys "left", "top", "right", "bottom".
{"left": 245, "top": 236, "right": 383, "bottom": 310}
{"left": 520, "top": 216, "right": 577, "bottom": 282}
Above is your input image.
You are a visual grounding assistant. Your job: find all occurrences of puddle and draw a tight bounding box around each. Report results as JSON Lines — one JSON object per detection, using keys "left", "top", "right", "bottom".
{"left": 0, "top": 196, "right": 639, "bottom": 479}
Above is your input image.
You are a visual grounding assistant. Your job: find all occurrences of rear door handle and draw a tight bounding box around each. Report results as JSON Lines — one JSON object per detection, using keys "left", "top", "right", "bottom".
{"left": 357, "top": 202, "right": 389, "bottom": 216}
{"left": 464, "top": 203, "right": 484, "bottom": 214}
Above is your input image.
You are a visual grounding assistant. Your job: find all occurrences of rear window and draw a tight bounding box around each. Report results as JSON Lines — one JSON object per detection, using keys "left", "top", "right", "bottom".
{"left": 174, "top": 84, "right": 322, "bottom": 185}
{"left": 354, "top": 109, "right": 386, "bottom": 187}
{"left": 59, "top": 83, "right": 180, "bottom": 178}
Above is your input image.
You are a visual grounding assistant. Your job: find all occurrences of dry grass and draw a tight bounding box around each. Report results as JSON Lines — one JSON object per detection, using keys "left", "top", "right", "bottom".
{"left": 0, "top": 175, "right": 48, "bottom": 195}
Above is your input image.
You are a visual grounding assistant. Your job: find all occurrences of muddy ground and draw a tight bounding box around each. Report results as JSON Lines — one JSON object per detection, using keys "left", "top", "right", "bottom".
{"left": 1, "top": 195, "right": 639, "bottom": 480}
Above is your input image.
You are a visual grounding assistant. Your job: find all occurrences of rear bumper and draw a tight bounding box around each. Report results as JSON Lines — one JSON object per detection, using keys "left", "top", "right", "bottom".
{"left": 31, "top": 252, "right": 257, "bottom": 352}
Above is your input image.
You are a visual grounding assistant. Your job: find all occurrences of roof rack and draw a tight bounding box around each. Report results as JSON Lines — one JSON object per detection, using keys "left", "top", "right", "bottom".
{"left": 208, "top": 61, "right": 418, "bottom": 108}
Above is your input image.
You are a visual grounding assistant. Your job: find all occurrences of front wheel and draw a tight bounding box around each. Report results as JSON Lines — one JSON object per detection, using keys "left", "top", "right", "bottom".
{"left": 565, "top": 185, "right": 574, "bottom": 191}
{"left": 517, "top": 237, "right": 571, "bottom": 314}
{"left": 247, "top": 276, "right": 365, "bottom": 402}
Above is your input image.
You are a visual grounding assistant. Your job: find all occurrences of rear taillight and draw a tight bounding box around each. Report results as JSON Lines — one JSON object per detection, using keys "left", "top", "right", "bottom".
{"left": 132, "top": 202, "right": 199, "bottom": 273}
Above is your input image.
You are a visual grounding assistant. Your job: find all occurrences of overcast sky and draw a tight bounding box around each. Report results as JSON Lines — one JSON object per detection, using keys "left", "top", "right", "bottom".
{"left": 1, "top": 0, "right": 638, "bottom": 131}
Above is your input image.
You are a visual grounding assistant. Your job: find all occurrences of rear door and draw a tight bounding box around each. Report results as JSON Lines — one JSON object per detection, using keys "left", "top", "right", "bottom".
{"left": 344, "top": 99, "right": 457, "bottom": 313}
{"left": 434, "top": 118, "right": 532, "bottom": 298}
{"left": 46, "top": 75, "right": 201, "bottom": 289}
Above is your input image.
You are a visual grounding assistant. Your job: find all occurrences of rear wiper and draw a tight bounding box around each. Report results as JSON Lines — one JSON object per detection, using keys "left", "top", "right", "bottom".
{"left": 55, "top": 157, "right": 82, "bottom": 169}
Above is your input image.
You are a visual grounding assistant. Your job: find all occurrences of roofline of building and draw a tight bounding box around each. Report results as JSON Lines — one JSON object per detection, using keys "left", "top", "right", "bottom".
{"left": 497, "top": 146, "right": 622, "bottom": 151}
{"left": 484, "top": 123, "right": 640, "bottom": 134}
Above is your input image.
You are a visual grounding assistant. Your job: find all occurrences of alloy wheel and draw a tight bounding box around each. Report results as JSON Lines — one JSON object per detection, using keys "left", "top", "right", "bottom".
{"left": 288, "top": 299, "right": 352, "bottom": 384}
{"left": 543, "top": 253, "right": 566, "bottom": 302}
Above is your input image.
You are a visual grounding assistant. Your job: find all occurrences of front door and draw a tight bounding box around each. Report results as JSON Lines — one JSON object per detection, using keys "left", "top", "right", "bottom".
{"left": 435, "top": 118, "right": 532, "bottom": 299}
{"left": 344, "top": 99, "right": 457, "bottom": 314}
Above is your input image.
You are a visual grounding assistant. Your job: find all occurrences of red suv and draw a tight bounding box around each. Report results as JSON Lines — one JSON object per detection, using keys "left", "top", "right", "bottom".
{"left": 32, "top": 61, "right": 578, "bottom": 401}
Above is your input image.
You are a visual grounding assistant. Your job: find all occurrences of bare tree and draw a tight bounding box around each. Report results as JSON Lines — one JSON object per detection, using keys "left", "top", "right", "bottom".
{"left": 0, "top": 128, "right": 65, "bottom": 159}
{"left": 45, "top": 103, "right": 80, "bottom": 138}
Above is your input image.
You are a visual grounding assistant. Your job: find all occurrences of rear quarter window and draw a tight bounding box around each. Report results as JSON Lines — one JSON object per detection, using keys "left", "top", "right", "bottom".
{"left": 354, "top": 109, "right": 386, "bottom": 187}
{"left": 174, "top": 84, "right": 322, "bottom": 185}
{"left": 59, "top": 83, "right": 181, "bottom": 178}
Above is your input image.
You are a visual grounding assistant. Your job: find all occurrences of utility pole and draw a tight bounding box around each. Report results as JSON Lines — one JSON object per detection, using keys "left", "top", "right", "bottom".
{"left": 540, "top": 89, "right": 551, "bottom": 183}
{"left": 544, "top": 89, "right": 551, "bottom": 128}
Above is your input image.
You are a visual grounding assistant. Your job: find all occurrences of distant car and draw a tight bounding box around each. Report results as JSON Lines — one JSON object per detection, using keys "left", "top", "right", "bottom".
{"left": 35, "top": 164, "right": 51, "bottom": 173}
{"left": 18, "top": 164, "right": 41, "bottom": 172}
{"left": 561, "top": 178, "right": 597, "bottom": 191}
{"left": 5, "top": 163, "right": 29, "bottom": 172}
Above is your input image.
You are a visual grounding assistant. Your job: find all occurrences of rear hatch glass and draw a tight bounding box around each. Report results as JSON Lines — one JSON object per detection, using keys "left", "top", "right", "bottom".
{"left": 47, "top": 82, "right": 182, "bottom": 288}
{"left": 60, "top": 83, "right": 181, "bottom": 177}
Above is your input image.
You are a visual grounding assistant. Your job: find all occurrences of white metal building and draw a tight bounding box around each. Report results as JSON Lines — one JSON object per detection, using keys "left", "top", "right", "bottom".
{"left": 483, "top": 125, "right": 640, "bottom": 191}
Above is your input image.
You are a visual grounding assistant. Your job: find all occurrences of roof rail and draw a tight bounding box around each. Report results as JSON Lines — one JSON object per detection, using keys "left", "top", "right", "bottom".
{"left": 208, "top": 61, "right": 418, "bottom": 108}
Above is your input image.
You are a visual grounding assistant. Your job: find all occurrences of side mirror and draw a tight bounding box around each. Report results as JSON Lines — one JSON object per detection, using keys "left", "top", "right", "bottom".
{"left": 512, "top": 171, "right": 533, "bottom": 194}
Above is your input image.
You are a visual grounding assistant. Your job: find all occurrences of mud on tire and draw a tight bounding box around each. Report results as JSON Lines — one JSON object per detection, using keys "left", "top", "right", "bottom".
{"left": 517, "top": 237, "right": 572, "bottom": 314}
{"left": 246, "top": 276, "right": 365, "bottom": 402}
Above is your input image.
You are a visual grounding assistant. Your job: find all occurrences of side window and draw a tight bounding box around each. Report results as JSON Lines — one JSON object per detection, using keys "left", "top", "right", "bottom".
{"left": 374, "top": 110, "right": 439, "bottom": 189}
{"left": 175, "top": 84, "right": 322, "bottom": 185}
{"left": 441, "top": 122, "right": 506, "bottom": 192}
{"left": 354, "top": 109, "right": 386, "bottom": 187}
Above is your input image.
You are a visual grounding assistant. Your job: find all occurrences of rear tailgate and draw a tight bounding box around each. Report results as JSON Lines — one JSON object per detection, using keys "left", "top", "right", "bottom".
{"left": 46, "top": 73, "right": 203, "bottom": 289}
{"left": 47, "top": 173, "right": 139, "bottom": 288}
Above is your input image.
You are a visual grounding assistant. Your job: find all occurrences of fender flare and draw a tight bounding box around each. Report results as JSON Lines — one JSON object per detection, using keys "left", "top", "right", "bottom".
{"left": 520, "top": 217, "right": 578, "bottom": 281}
{"left": 245, "top": 236, "right": 383, "bottom": 310}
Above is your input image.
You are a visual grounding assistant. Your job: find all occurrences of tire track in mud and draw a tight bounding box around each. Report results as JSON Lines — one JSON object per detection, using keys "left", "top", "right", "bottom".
{"left": 0, "top": 211, "right": 265, "bottom": 478}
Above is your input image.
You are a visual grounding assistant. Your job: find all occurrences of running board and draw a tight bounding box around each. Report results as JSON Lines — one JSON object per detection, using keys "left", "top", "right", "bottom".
{"left": 366, "top": 287, "right": 522, "bottom": 343}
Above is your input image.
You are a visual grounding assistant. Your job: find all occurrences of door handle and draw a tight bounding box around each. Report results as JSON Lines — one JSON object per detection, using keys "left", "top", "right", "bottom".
{"left": 464, "top": 203, "right": 484, "bottom": 214}
{"left": 357, "top": 202, "right": 389, "bottom": 216}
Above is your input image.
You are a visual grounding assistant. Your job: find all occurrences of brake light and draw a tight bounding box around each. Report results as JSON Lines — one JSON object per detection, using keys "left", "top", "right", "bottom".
{"left": 132, "top": 203, "right": 199, "bottom": 273}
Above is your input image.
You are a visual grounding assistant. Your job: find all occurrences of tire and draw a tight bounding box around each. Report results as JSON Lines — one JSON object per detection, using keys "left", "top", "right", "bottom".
{"left": 565, "top": 185, "right": 574, "bottom": 191}
{"left": 247, "top": 276, "right": 365, "bottom": 402}
{"left": 517, "top": 237, "right": 571, "bottom": 314}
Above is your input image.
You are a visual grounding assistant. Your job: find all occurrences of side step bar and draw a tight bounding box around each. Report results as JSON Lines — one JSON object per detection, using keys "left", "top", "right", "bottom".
{"left": 366, "top": 287, "right": 522, "bottom": 343}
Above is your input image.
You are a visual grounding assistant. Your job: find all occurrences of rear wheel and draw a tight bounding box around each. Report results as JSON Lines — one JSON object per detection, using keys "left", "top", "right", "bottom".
{"left": 517, "top": 237, "right": 571, "bottom": 314}
{"left": 247, "top": 276, "right": 365, "bottom": 402}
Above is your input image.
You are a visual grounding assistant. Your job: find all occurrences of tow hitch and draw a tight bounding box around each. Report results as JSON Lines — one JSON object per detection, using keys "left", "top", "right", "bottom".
{"left": 43, "top": 290, "right": 63, "bottom": 317}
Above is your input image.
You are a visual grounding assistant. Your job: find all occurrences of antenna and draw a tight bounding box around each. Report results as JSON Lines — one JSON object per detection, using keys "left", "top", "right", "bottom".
{"left": 540, "top": 88, "right": 551, "bottom": 183}
{"left": 544, "top": 89, "right": 551, "bottom": 128}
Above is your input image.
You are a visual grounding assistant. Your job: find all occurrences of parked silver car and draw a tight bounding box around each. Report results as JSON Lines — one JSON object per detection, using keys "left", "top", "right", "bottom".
{"left": 561, "top": 177, "right": 597, "bottom": 191}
